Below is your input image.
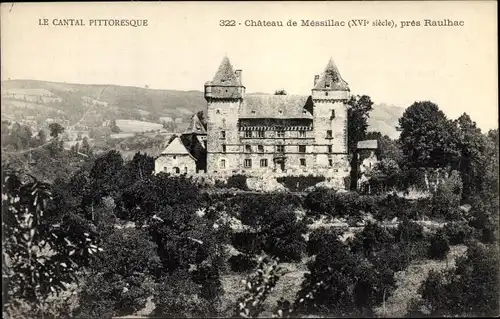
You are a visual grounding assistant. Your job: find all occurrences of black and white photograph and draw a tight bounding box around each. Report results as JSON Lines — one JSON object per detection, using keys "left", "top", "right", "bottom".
{"left": 1, "top": 1, "right": 498, "bottom": 318}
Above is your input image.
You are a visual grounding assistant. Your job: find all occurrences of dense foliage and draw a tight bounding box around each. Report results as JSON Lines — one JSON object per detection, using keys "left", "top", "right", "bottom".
{"left": 276, "top": 175, "right": 325, "bottom": 192}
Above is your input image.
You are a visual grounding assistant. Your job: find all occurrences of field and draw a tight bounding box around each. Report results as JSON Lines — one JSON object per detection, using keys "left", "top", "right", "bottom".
{"left": 115, "top": 119, "right": 163, "bottom": 133}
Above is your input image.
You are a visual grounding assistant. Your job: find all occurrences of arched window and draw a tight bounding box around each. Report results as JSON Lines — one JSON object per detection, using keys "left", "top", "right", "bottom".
{"left": 173, "top": 167, "right": 180, "bottom": 174}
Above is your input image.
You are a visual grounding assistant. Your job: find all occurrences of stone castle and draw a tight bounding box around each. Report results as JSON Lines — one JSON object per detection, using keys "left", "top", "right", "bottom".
{"left": 155, "top": 56, "right": 352, "bottom": 179}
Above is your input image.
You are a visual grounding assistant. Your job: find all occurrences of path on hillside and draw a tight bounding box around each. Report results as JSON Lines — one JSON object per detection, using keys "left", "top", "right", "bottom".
{"left": 374, "top": 245, "right": 468, "bottom": 318}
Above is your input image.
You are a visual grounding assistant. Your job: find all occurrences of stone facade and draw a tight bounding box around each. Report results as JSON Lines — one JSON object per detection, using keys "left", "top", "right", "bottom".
{"left": 155, "top": 153, "right": 197, "bottom": 174}
{"left": 204, "top": 56, "right": 351, "bottom": 179}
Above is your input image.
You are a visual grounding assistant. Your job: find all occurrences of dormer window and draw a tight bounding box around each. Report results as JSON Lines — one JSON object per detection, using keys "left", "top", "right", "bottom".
{"left": 325, "top": 83, "right": 330, "bottom": 88}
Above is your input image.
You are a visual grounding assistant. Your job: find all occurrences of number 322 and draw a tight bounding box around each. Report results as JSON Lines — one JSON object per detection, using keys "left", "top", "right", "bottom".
{"left": 220, "top": 20, "right": 236, "bottom": 26}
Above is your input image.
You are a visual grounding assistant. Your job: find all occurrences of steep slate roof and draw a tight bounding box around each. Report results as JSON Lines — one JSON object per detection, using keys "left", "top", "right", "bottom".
{"left": 184, "top": 114, "right": 207, "bottom": 134}
{"left": 314, "top": 58, "right": 349, "bottom": 91}
{"left": 209, "top": 56, "right": 241, "bottom": 86}
{"left": 357, "top": 140, "right": 378, "bottom": 150}
{"left": 240, "top": 95, "right": 313, "bottom": 119}
{"left": 160, "top": 136, "right": 192, "bottom": 156}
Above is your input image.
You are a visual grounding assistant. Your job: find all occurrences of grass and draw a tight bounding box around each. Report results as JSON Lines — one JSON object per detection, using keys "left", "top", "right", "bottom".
{"left": 373, "top": 244, "right": 468, "bottom": 317}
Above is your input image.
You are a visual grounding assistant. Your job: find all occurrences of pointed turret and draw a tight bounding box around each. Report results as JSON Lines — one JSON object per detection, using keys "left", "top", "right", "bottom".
{"left": 205, "top": 56, "right": 245, "bottom": 100}
{"left": 211, "top": 56, "right": 241, "bottom": 86}
{"left": 313, "top": 58, "right": 349, "bottom": 92}
{"left": 184, "top": 113, "right": 207, "bottom": 135}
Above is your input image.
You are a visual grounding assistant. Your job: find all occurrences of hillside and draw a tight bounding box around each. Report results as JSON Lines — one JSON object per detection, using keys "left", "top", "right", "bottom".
{"left": 1, "top": 79, "right": 404, "bottom": 138}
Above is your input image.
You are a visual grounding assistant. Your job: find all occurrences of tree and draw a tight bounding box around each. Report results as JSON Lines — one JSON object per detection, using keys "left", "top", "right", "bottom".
{"left": 109, "top": 119, "right": 121, "bottom": 134}
{"left": 2, "top": 171, "right": 98, "bottom": 317}
{"left": 399, "top": 101, "right": 460, "bottom": 170}
{"left": 38, "top": 129, "right": 47, "bottom": 146}
{"left": 81, "top": 137, "right": 91, "bottom": 155}
{"left": 274, "top": 89, "right": 287, "bottom": 95}
{"left": 419, "top": 242, "right": 499, "bottom": 317}
{"left": 365, "top": 131, "right": 403, "bottom": 164}
{"left": 454, "top": 113, "right": 487, "bottom": 200}
{"left": 76, "top": 228, "right": 161, "bottom": 318}
{"left": 347, "top": 95, "right": 374, "bottom": 154}
{"left": 48, "top": 123, "right": 65, "bottom": 138}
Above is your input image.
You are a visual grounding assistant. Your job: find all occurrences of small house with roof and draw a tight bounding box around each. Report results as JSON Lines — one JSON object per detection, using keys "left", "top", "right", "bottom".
{"left": 154, "top": 114, "right": 207, "bottom": 174}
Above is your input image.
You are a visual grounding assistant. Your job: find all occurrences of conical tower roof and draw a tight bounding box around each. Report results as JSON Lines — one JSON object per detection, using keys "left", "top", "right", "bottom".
{"left": 184, "top": 113, "right": 207, "bottom": 134}
{"left": 211, "top": 56, "right": 241, "bottom": 86}
{"left": 314, "top": 58, "right": 349, "bottom": 91}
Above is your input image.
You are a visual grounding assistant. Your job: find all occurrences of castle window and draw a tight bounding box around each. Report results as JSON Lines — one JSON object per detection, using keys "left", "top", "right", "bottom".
{"left": 325, "top": 92, "right": 329, "bottom": 96}
{"left": 279, "top": 110, "right": 283, "bottom": 114}
{"left": 222, "top": 144, "right": 226, "bottom": 153}
{"left": 220, "top": 130, "right": 226, "bottom": 139}
{"left": 329, "top": 159, "right": 333, "bottom": 167}
{"left": 331, "top": 110, "right": 336, "bottom": 119}
{"left": 251, "top": 110, "right": 256, "bottom": 114}
{"left": 245, "top": 145, "right": 252, "bottom": 153}
{"left": 260, "top": 159, "right": 268, "bottom": 167}
{"left": 299, "top": 130, "right": 306, "bottom": 138}
{"left": 326, "top": 130, "right": 333, "bottom": 139}
{"left": 299, "top": 145, "right": 306, "bottom": 153}
{"left": 277, "top": 130, "right": 285, "bottom": 138}
{"left": 184, "top": 167, "right": 188, "bottom": 173}
{"left": 216, "top": 109, "right": 221, "bottom": 114}
{"left": 220, "top": 159, "right": 226, "bottom": 169}
{"left": 325, "top": 82, "right": 330, "bottom": 88}
{"left": 244, "top": 159, "right": 252, "bottom": 168}
{"left": 173, "top": 155, "right": 177, "bottom": 159}
{"left": 276, "top": 145, "right": 285, "bottom": 153}
{"left": 300, "top": 158, "right": 306, "bottom": 167}
{"left": 258, "top": 145, "right": 264, "bottom": 153}
{"left": 244, "top": 130, "right": 252, "bottom": 138}
{"left": 328, "top": 145, "right": 332, "bottom": 153}
{"left": 257, "top": 131, "right": 265, "bottom": 138}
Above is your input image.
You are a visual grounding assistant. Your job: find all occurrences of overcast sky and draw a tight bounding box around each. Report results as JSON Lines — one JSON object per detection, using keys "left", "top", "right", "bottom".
{"left": 1, "top": 1, "right": 497, "bottom": 131}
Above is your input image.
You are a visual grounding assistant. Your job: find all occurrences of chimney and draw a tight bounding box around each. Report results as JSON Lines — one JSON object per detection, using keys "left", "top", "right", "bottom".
{"left": 314, "top": 75, "right": 320, "bottom": 86}
{"left": 235, "top": 69, "right": 242, "bottom": 84}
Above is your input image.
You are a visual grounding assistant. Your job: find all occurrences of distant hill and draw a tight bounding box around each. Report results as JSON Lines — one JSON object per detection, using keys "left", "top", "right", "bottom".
{"left": 1, "top": 79, "right": 404, "bottom": 138}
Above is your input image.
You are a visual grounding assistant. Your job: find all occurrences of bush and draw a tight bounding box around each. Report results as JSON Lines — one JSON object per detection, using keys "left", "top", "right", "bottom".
{"left": 419, "top": 242, "right": 499, "bottom": 317}
{"left": 276, "top": 175, "right": 325, "bottom": 192}
{"left": 231, "top": 231, "right": 262, "bottom": 256}
{"left": 308, "top": 228, "right": 342, "bottom": 256}
{"left": 427, "top": 231, "right": 450, "bottom": 260}
{"left": 226, "top": 174, "right": 248, "bottom": 190}
{"left": 304, "top": 189, "right": 362, "bottom": 218}
{"left": 441, "top": 222, "right": 474, "bottom": 245}
{"left": 350, "top": 222, "right": 395, "bottom": 256}
{"left": 431, "top": 171, "right": 463, "bottom": 219}
{"left": 228, "top": 254, "right": 258, "bottom": 273}
{"left": 152, "top": 270, "right": 212, "bottom": 318}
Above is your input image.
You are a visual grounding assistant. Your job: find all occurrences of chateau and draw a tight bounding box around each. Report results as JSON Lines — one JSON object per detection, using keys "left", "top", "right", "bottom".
{"left": 155, "top": 56, "right": 352, "bottom": 179}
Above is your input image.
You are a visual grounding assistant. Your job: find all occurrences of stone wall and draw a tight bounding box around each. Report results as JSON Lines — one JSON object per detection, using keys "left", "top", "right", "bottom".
{"left": 154, "top": 154, "right": 197, "bottom": 174}
{"left": 206, "top": 99, "right": 241, "bottom": 173}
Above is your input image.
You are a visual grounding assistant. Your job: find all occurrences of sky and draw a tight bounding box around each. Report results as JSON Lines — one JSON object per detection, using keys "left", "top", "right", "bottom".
{"left": 1, "top": 1, "right": 498, "bottom": 131}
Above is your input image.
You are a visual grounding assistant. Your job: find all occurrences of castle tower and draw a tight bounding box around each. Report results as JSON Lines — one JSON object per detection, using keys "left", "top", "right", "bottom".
{"left": 311, "top": 58, "right": 351, "bottom": 176}
{"left": 204, "top": 56, "right": 245, "bottom": 174}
